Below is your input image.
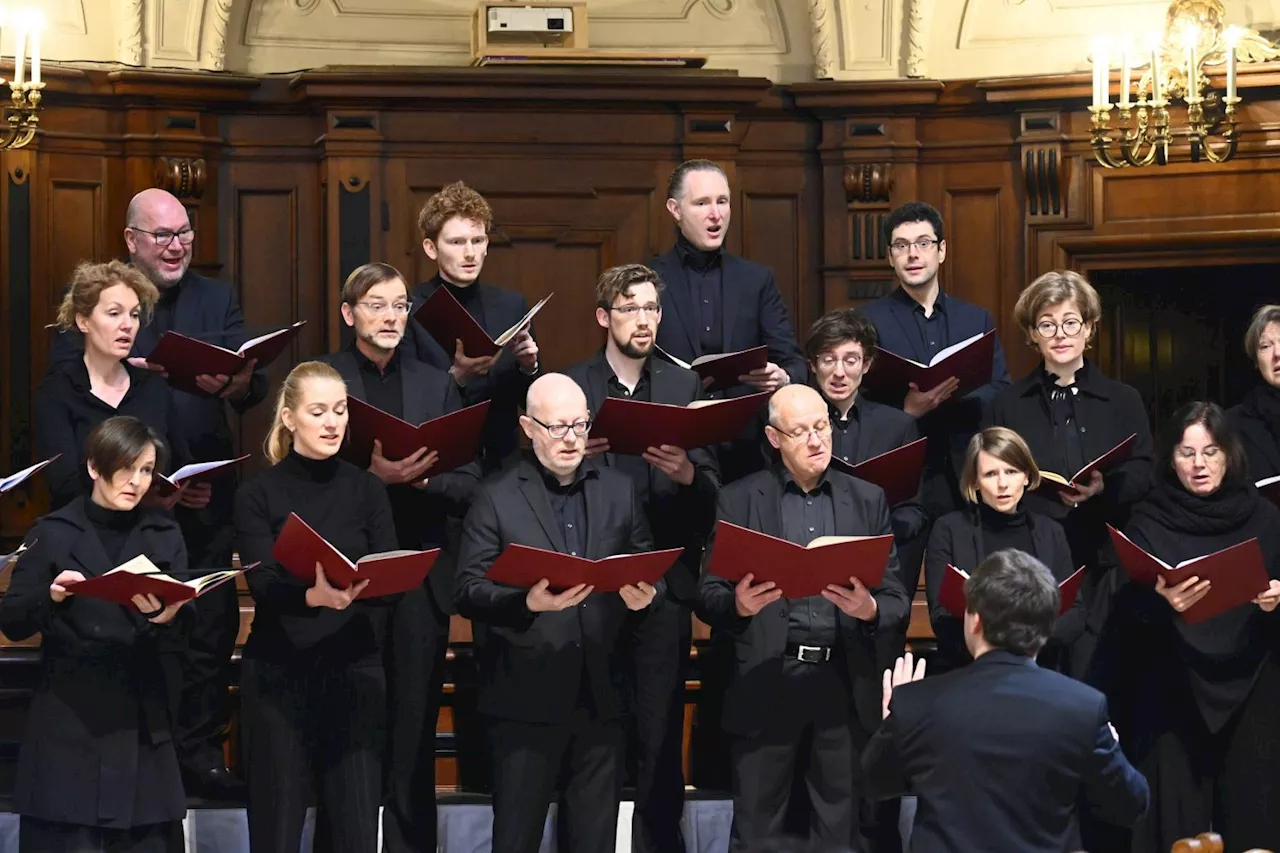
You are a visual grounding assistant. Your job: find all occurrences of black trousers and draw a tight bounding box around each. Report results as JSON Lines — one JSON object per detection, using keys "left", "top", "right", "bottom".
{"left": 626, "top": 596, "right": 691, "bottom": 853}
{"left": 729, "top": 657, "right": 856, "bottom": 853}
{"left": 18, "top": 817, "right": 183, "bottom": 853}
{"left": 382, "top": 584, "right": 450, "bottom": 853}
{"left": 239, "top": 656, "right": 386, "bottom": 853}
{"left": 1131, "top": 662, "right": 1280, "bottom": 853}
{"left": 487, "top": 707, "right": 624, "bottom": 853}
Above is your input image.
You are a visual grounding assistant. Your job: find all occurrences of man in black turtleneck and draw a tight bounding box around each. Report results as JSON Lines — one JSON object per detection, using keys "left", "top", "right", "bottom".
{"left": 648, "top": 160, "right": 807, "bottom": 484}
{"left": 403, "top": 181, "right": 540, "bottom": 470}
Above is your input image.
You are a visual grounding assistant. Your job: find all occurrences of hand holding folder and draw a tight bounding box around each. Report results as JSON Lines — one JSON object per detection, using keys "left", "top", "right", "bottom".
{"left": 64, "top": 554, "right": 256, "bottom": 609}
{"left": 0, "top": 456, "right": 58, "bottom": 494}
{"left": 590, "top": 393, "right": 769, "bottom": 457}
{"left": 1036, "top": 434, "right": 1137, "bottom": 499}
{"left": 146, "top": 322, "right": 305, "bottom": 396}
{"left": 271, "top": 513, "right": 438, "bottom": 599}
{"left": 658, "top": 346, "right": 769, "bottom": 393}
{"left": 705, "top": 521, "right": 894, "bottom": 599}
{"left": 414, "top": 287, "right": 552, "bottom": 360}
{"left": 148, "top": 455, "right": 250, "bottom": 498}
{"left": 1108, "top": 526, "right": 1272, "bottom": 624}
{"left": 485, "top": 544, "right": 682, "bottom": 593}
{"left": 937, "top": 563, "right": 1084, "bottom": 619}
{"left": 863, "top": 330, "right": 996, "bottom": 399}
{"left": 829, "top": 438, "right": 928, "bottom": 507}
{"left": 342, "top": 397, "right": 489, "bottom": 472}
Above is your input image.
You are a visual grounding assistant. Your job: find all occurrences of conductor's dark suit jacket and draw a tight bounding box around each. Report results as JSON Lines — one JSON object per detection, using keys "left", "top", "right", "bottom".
{"left": 863, "top": 650, "right": 1149, "bottom": 853}
{"left": 697, "top": 467, "right": 910, "bottom": 736}
{"left": 0, "top": 499, "right": 190, "bottom": 828}
{"left": 454, "top": 458, "right": 657, "bottom": 724}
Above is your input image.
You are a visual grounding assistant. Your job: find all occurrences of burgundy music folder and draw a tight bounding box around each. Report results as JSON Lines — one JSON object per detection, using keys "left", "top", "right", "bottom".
{"left": 863, "top": 330, "right": 996, "bottom": 399}
{"left": 146, "top": 322, "right": 306, "bottom": 396}
{"left": 148, "top": 455, "right": 250, "bottom": 499}
{"left": 1108, "top": 525, "right": 1272, "bottom": 624}
{"left": 413, "top": 286, "right": 551, "bottom": 359}
{"left": 66, "top": 555, "right": 257, "bottom": 609}
{"left": 590, "top": 392, "right": 769, "bottom": 456}
{"left": 342, "top": 397, "right": 489, "bottom": 472}
{"left": 938, "top": 563, "right": 1084, "bottom": 619}
{"left": 272, "top": 512, "right": 439, "bottom": 599}
{"left": 1036, "top": 434, "right": 1137, "bottom": 498}
{"left": 485, "top": 544, "right": 683, "bottom": 593}
{"left": 705, "top": 521, "right": 894, "bottom": 599}
{"left": 660, "top": 346, "right": 769, "bottom": 393}
{"left": 0, "top": 456, "right": 58, "bottom": 494}
{"left": 829, "top": 438, "right": 928, "bottom": 507}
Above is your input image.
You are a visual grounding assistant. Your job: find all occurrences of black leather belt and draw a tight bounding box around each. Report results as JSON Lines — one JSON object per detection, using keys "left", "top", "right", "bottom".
{"left": 785, "top": 643, "right": 832, "bottom": 663}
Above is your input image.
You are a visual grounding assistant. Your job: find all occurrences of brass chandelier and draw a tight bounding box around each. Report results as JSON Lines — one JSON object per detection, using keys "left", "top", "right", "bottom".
{"left": 0, "top": 6, "right": 45, "bottom": 151}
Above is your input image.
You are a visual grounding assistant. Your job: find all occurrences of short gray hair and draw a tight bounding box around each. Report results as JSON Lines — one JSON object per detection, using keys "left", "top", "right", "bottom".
{"left": 1244, "top": 304, "right": 1280, "bottom": 361}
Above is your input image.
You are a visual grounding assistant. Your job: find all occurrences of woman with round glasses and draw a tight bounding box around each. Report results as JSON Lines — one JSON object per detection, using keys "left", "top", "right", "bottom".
{"left": 984, "top": 270, "right": 1154, "bottom": 679}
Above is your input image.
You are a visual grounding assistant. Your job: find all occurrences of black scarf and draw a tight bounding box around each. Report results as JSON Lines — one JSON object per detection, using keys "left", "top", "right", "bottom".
{"left": 1241, "top": 382, "right": 1280, "bottom": 441}
{"left": 1131, "top": 477, "right": 1258, "bottom": 538}
{"left": 675, "top": 229, "right": 721, "bottom": 272}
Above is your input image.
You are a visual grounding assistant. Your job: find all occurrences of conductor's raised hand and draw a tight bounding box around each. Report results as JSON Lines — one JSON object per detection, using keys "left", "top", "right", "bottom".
{"left": 734, "top": 573, "right": 782, "bottom": 618}
{"left": 526, "top": 579, "right": 592, "bottom": 612}
{"left": 1155, "top": 574, "right": 1211, "bottom": 613}
{"left": 618, "top": 581, "right": 657, "bottom": 611}
{"left": 305, "top": 562, "right": 368, "bottom": 610}
{"left": 881, "top": 651, "right": 927, "bottom": 719}
{"left": 131, "top": 593, "right": 184, "bottom": 625}
{"left": 49, "top": 570, "right": 86, "bottom": 603}
{"left": 449, "top": 339, "right": 496, "bottom": 386}
{"left": 822, "top": 576, "right": 878, "bottom": 621}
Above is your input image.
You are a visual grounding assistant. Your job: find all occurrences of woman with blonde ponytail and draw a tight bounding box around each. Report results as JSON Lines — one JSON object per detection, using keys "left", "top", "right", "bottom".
{"left": 233, "top": 360, "right": 398, "bottom": 853}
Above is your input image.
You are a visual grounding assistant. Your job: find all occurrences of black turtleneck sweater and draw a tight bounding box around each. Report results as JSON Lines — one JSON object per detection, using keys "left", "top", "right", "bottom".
{"left": 441, "top": 276, "right": 486, "bottom": 333}
{"left": 675, "top": 231, "right": 724, "bottom": 354}
{"left": 973, "top": 501, "right": 1036, "bottom": 558}
{"left": 233, "top": 449, "right": 398, "bottom": 665}
{"left": 84, "top": 498, "right": 141, "bottom": 566}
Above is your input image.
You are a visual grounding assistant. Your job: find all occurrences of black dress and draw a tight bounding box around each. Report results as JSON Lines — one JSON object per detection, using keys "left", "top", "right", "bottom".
{"left": 0, "top": 497, "right": 189, "bottom": 853}
{"left": 232, "top": 450, "right": 398, "bottom": 853}
{"left": 1096, "top": 480, "right": 1280, "bottom": 853}
{"left": 1228, "top": 383, "right": 1280, "bottom": 482}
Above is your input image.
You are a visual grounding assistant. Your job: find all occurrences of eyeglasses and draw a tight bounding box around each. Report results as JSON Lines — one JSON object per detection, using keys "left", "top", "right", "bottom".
{"left": 769, "top": 420, "right": 831, "bottom": 441}
{"left": 888, "top": 238, "right": 939, "bottom": 255}
{"left": 356, "top": 301, "right": 411, "bottom": 316}
{"left": 609, "top": 304, "right": 662, "bottom": 318}
{"left": 816, "top": 354, "right": 864, "bottom": 372}
{"left": 530, "top": 416, "right": 593, "bottom": 439}
{"left": 1175, "top": 446, "right": 1221, "bottom": 462}
{"left": 1034, "top": 319, "right": 1085, "bottom": 339}
{"left": 130, "top": 227, "right": 196, "bottom": 248}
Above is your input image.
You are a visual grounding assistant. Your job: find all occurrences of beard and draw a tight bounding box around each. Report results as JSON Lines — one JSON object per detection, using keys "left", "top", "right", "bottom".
{"left": 358, "top": 328, "right": 401, "bottom": 356}
{"left": 615, "top": 332, "right": 653, "bottom": 360}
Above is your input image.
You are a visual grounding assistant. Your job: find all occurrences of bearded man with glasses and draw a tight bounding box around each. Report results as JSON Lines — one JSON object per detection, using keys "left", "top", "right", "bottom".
{"left": 45, "top": 187, "right": 267, "bottom": 800}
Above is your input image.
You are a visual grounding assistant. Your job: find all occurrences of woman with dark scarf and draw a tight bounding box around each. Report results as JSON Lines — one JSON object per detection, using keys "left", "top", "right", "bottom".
{"left": 924, "top": 427, "right": 1081, "bottom": 674}
{"left": 1228, "top": 304, "right": 1280, "bottom": 482}
{"left": 1098, "top": 402, "right": 1280, "bottom": 853}
{"left": 984, "top": 271, "right": 1153, "bottom": 677}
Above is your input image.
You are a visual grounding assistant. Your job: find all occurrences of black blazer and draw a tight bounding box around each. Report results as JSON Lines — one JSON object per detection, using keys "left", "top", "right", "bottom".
{"left": 647, "top": 246, "right": 807, "bottom": 391}
{"left": 318, "top": 349, "right": 481, "bottom": 615}
{"left": 862, "top": 650, "right": 1149, "bottom": 853}
{"left": 984, "top": 361, "right": 1154, "bottom": 596}
{"left": 403, "top": 277, "right": 537, "bottom": 468}
{"left": 0, "top": 499, "right": 189, "bottom": 828}
{"left": 563, "top": 351, "right": 720, "bottom": 604}
{"left": 838, "top": 397, "right": 929, "bottom": 548}
{"left": 698, "top": 467, "right": 910, "bottom": 736}
{"left": 1228, "top": 387, "right": 1280, "bottom": 481}
{"left": 923, "top": 507, "right": 1083, "bottom": 672}
{"left": 35, "top": 358, "right": 183, "bottom": 510}
{"left": 48, "top": 270, "right": 268, "bottom": 528}
{"left": 454, "top": 458, "right": 656, "bottom": 724}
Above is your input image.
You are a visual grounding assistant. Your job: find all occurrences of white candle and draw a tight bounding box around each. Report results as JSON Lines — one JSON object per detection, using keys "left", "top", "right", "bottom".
{"left": 1092, "top": 38, "right": 1110, "bottom": 107}
{"left": 13, "top": 23, "right": 25, "bottom": 87}
{"left": 1225, "top": 26, "right": 1240, "bottom": 100}
{"left": 1184, "top": 26, "right": 1200, "bottom": 103}
{"left": 1120, "top": 43, "right": 1131, "bottom": 108}
{"left": 0, "top": 10, "right": 6, "bottom": 86}
{"left": 29, "top": 13, "right": 39, "bottom": 86}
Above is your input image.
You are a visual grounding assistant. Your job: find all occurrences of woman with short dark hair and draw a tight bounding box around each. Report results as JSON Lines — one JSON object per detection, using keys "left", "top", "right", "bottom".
{"left": 0, "top": 416, "right": 189, "bottom": 852}
{"left": 1100, "top": 401, "right": 1280, "bottom": 852}
{"left": 1227, "top": 303, "right": 1280, "bottom": 481}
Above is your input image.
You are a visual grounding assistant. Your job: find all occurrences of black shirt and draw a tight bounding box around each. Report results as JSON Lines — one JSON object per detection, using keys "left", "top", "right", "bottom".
{"left": 604, "top": 358, "right": 653, "bottom": 506}
{"left": 1041, "top": 366, "right": 1087, "bottom": 479}
{"left": 539, "top": 463, "right": 594, "bottom": 558}
{"left": 780, "top": 470, "right": 838, "bottom": 646}
{"left": 441, "top": 276, "right": 487, "bottom": 334}
{"left": 891, "top": 286, "right": 950, "bottom": 362}
{"left": 351, "top": 343, "right": 404, "bottom": 420}
{"left": 676, "top": 232, "right": 724, "bottom": 354}
{"left": 84, "top": 498, "right": 141, "bottom": 567}
{"left": 233, "top": 449, "right": 399, "bottom": 665}
{"left": 829, "top": 398, "right": 862, "bottom": 465}
{"left": 35, "top": 358, "right": 179, "bottom": 510}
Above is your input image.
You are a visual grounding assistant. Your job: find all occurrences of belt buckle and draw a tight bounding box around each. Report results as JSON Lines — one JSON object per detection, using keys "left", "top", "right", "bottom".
{"left": 796, "top": 644, "right": 829, "bottom": 663}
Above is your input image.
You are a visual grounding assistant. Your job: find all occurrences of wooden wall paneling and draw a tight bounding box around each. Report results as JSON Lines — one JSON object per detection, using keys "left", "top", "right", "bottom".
{"left": 1, "top": 152, "right": 38, "bottom": 540}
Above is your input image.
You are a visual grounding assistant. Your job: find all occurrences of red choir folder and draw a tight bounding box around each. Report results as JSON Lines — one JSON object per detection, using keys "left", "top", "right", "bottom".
{"left": 148, "top": 455, "right": 250, "bottom": 498}
{"left": 1108, "top": 526, "right": 1272, "bottom": 625}
{"left": 659, "top": 345, "right": 769, "bottom": 393}
{"left": 705, "top": 521, "right": 895, "bottom": 599}
{"left": 342, "top": 397, "right": 489, "bottom": 472}
{"left": 147, "top": 322, "right": 306, "bottom": 396}
{"left": 829, "top": 438, "right": 928, "bottom": 507}
{"left": 271, "top": 512, "right": 439, "bottom": 598}
{"left": 0, "top": 456, "right": 58, "bottom": 494}
{"left": 863, "top": 330, "right": 996, "bottom": 398}
{"left": 1036, "top": 434, "right": 1138, "bottom": 498}
{"left": 414, "top": 287, "right": 552, "bottom": 359}
{"left": 590, "top": 392, "right": 769, "bottom": 456}
{"left": 485, "top": 544, "right": 683, "bottom": 593}
{"left": 65, "top": 554, "right": 256, "bottom": 609}
{"left": 938, "top": 563, "right": 1084, "bottom": 619}
{"left": 1256, "top": 475, "right": 1280, "bottom": 509}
